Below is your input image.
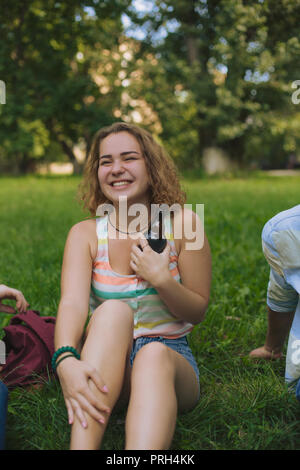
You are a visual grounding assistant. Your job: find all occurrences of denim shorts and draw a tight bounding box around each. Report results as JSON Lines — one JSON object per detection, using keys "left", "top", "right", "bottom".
{"left": 130, "top": 335, "right": 200, "bottom": 387}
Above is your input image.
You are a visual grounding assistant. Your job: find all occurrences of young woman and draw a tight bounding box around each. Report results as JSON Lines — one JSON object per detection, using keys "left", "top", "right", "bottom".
{"left": 54, "top": 122, "right": 211, "bottom": 450}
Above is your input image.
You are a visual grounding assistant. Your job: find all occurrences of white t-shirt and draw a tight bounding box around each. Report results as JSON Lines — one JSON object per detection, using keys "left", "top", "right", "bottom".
{"left": 262, "top": 204, "right": 300, "bottom": 382}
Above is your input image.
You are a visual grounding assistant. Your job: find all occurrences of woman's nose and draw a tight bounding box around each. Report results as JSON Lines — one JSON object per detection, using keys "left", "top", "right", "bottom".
{"left": 111, "top": 159, "right": 125, "bottom": 173}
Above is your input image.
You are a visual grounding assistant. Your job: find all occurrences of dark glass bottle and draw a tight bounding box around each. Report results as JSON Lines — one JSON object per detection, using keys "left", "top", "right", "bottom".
{"left": 144, "top": 211, "right": 167, "bottom": 253}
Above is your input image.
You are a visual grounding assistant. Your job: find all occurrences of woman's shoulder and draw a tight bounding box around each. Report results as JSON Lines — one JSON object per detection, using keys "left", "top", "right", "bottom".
{"left": 67, "top": 218, "right": 98, "bottom": 258}
{"left": 172, "top": 206, "right": 203, "bottom": 235}
{"left": 171, "top": 205, "right": 201, "bottom": 221}
{"left": 171, "top": 206, "right": 204, "bottom": 254}
{"left": 68, "top": 218, "right": 96, "bottom": 236}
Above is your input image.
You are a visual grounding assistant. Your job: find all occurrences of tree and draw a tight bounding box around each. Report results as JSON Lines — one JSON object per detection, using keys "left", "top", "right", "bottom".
{"left": 0, "top": 0, "right": 128, "bottom": 173}
{"left": 125, "top": 0, "right": 300, "bottom": 169}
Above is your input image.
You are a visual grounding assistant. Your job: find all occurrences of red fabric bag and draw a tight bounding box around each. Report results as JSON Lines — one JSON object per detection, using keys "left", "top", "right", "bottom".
{"left": 0, "top": 307, "right": 56, "bottom": 389}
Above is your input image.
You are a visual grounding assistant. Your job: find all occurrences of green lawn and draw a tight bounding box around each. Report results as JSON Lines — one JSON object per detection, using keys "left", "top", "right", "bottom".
{"left": 1, "top": 174, "right": 300, "bottom": 450}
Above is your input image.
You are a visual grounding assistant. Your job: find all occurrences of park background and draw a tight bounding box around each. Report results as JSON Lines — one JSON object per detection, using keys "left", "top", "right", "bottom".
{"left": 0, "top": 0, "right": 300, "bottom": 450}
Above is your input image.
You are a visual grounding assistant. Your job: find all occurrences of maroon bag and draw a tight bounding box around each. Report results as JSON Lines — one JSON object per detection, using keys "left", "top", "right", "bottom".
{"left": 0, "top": 307, "right": 56, "bottom": 389}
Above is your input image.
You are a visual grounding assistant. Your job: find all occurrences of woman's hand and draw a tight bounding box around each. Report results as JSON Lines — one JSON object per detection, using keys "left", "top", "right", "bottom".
{"left": 56, "top": 356, "right": 110, "bottom": 428}
{"left": 0, "top": 284, "right": 29, "bottom": 313}
{"left": 129, "top": 233, "right": 171, "bottom": 287}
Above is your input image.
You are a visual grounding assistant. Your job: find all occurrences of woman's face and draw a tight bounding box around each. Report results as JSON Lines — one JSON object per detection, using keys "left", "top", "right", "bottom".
{"left": 98, "top": 131, "right": 151, "bottom": 207}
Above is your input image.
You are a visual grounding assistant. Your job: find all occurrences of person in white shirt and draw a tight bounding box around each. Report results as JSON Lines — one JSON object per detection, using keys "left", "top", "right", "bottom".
{"left": 249, "top": 205, "right": 300, "bottom": 393}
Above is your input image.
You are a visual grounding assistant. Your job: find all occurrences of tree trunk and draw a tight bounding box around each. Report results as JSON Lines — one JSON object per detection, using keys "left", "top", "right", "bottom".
{"left": 46, "top": 120, "right": 83, "bottom": 174}
{"left": 58, "top": 139, "right": 83, "bottom": 174}
{"left": 19, "top": 152, "right": 36, "bottom": 174}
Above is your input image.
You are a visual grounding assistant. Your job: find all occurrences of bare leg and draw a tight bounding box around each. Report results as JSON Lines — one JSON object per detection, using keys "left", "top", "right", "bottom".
{"left": 125, "top": 342, "right": 199, "bottom": 450}
{"left": 70, "top": 299, "right": 133, "bottom": 450}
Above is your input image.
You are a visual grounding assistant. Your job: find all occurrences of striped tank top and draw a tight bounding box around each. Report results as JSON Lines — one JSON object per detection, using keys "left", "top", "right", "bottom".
{"left": 89, "top": 213, "right": 194, "bottom": 339}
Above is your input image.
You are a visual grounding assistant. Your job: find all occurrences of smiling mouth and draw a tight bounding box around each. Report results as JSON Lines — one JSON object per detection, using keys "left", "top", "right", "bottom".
{"left": 110, "top": 180, "right": 133, "bottom": 187}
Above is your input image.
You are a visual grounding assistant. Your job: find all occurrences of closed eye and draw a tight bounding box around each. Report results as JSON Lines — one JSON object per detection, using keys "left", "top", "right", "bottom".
{"left": 100, "top": 157, "right": 137, "bottom": 165}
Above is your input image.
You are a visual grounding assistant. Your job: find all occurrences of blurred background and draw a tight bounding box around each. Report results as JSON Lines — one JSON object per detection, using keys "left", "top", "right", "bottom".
{"left": 1, "top": 0, "right": 300, "bottom": 176}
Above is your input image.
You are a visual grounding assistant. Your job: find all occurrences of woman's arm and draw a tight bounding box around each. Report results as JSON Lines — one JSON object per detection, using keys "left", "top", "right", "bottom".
{"left": 55, "top": 221, "right": 94, "bottom": 351}
{"left": 55, "top": 220, "right": 108, "bottom": 428}
{"left": 130, "top": 209, "right": 211, "bottom": 325}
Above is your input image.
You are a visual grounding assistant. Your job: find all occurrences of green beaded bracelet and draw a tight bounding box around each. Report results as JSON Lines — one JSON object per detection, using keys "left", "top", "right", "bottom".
{"left": 52, "top": 346, "right": 80, "bottom": 371}
{"left": 55, "top": 353, "right": 77, "bottom": 371}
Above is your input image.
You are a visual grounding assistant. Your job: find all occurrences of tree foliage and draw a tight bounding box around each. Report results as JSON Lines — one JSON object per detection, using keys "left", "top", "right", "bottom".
{"left": 1, "top": 0, "right": 300, "bottom": 172}
{"left": 125, "top": 0, "right": 300, "bottom": 169}
{"left": 0, "top": 0, "right": 127, "bottom": 172}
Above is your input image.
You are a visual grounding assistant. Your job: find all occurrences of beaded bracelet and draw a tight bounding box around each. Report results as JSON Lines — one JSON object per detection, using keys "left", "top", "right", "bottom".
{"left": 51, "top": 346, "right": 80, "bottom": 371}
{"left": 55, "top": 353, "right": 77, "bottom": 371}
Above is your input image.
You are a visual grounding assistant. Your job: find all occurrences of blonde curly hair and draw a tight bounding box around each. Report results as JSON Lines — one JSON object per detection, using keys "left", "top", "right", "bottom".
{"left": 78, "top": 122, "right": 186, "bottom": 215}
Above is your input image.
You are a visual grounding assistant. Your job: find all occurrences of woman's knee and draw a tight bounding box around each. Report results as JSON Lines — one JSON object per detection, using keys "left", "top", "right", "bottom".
{"left": 133, "top": 342, "right": 175, "bottom": 376}
{"left": 88, "top": 300, "right": 134, "bottom": 333}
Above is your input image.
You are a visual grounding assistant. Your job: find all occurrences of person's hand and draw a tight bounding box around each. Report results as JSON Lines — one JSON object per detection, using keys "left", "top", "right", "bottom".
{"left": 249, "top": 346, "right": 282, "bottom": 360}
{"left": 56, "top": 356, "right": 110, "bottom": 428}
{"left": 0, "top": 284, "right": 29, "bottom": 313}
{"left": 129, "top": 233, "right": 171, "bottom": 287}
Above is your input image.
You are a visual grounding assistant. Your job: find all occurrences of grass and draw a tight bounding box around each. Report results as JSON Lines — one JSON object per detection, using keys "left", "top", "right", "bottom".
{"left": 1, "top": 173, "right": 300, "bottom": 450}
